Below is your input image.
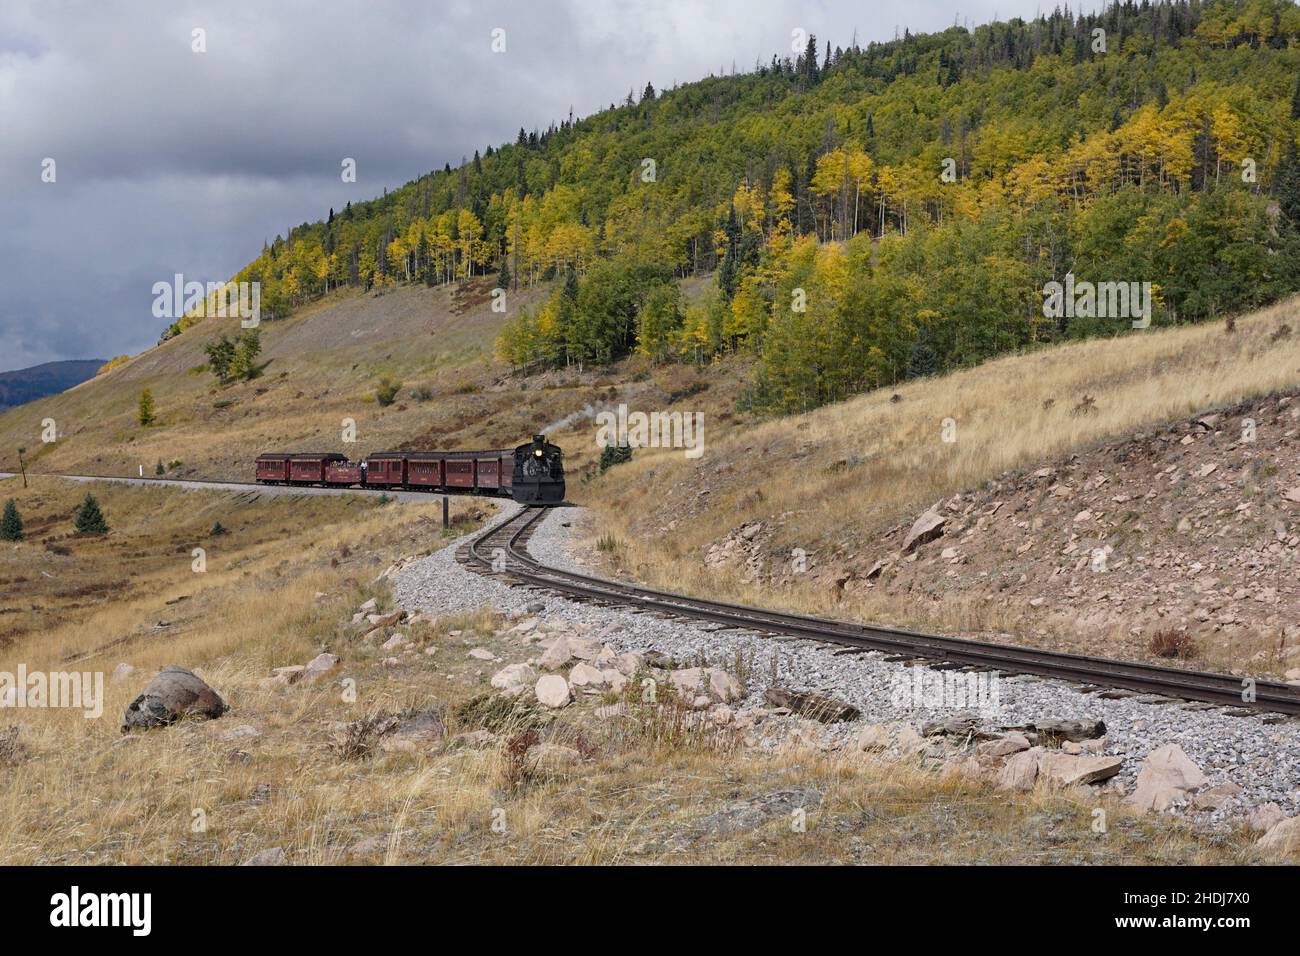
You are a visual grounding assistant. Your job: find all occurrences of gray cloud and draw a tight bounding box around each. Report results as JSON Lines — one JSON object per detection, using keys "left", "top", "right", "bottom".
{"left": 0, "top": 0, "right": 1098, "bottom": 371}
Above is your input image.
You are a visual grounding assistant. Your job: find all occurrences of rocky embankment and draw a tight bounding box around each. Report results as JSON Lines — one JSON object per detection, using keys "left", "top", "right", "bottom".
{"left": 391, "top": 504, "right": 1300, "bottom": 855}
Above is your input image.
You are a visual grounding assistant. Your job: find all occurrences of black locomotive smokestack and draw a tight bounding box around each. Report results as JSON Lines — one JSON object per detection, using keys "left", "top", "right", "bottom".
{"left": 534, "top": 434, "right": 546, "bottom": 444}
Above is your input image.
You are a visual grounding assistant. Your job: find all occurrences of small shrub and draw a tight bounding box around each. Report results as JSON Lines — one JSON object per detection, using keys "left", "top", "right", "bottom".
{"left": 1071, "top": 394, "right": 1098, "bottom": 417}
{"left": 1149, "top": 628, "right": 1196, "bottom": 659}
{"left": 0, "top": 727, "right": 25, "bottom": 767}
{"left": 598, "top": 444, "right": 633, "bottom": 473}
{"left": 375, "top": 377, "right": 402, "bottom": 407}
{"left": 210, "top": 521, "right": 227, "bottom": 536}
{"left": 499, "top": 729, "right": 540, "bottom": 791}
{"left": 154, "top": 461, "right": 165, "bottom": 475}
{"left": 330, "top": 715, "right": 389, "bottom": 761}
{"left": 595, "top": 533, "right": 621, "bottom": 553}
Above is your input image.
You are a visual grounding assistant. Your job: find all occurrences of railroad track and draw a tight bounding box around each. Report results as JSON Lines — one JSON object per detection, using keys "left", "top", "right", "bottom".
{"left": 463, "top": 506, "right": 1300, "bottom": 718}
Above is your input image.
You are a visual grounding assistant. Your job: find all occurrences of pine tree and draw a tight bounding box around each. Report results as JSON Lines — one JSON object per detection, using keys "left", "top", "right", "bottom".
{"left": 74, "top": 494, "right": 108, "bottom": 535}
{"left": 137, "top": 388, "right": 156, "bottom": 426}
{"left": 0, "top": 500, "right": 22, "bottom": 541}
{"left": 1278, "top": 141, "right": 1300, "bottom": 228}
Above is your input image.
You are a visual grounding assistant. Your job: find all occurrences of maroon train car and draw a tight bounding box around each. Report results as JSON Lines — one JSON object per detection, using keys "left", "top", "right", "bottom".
{"left": 324, "top": 460, "right": 364, "bottom": 486}
{"left": 405, "top": 454, "right": 444, "bottom": 488}
{"left": 288, "top": 453, "right": 348, "bottom": 484}
{"left": 443, "top": 455, "right": 476, "bottom": 489}
{"left": 364, "top": 452, "right": 407, "bottom": 486}
{"left": 475, "top": 455, "right": 502, "bottom": 490}
{"left": 255, "top": 453, "right": 291, "bottom": 483}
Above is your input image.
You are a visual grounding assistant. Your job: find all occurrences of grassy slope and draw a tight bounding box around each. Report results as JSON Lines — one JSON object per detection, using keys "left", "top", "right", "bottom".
{"left": 570, "top": 296, "right": 1300, "bottom": 670}
{"left": 0, "top": 280, "right": 554, "bottom": 479}
{"left": 0, "top": 477, "right": 1266, "bottom": 864}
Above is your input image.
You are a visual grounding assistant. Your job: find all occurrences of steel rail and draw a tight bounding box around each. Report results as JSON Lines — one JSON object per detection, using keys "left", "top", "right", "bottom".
{"left": 465, "top": 507, "right": 1300, "bottom": 716}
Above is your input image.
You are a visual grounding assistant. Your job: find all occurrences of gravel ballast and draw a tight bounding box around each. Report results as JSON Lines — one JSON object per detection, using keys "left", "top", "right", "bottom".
{"left": 393, "top": 504, "right": 1300, "bottom": 825}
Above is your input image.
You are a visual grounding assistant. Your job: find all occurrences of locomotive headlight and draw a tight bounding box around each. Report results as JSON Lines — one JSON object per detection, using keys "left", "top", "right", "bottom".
{"left": 534, "top": 449, "right": 543, "bottom": 457}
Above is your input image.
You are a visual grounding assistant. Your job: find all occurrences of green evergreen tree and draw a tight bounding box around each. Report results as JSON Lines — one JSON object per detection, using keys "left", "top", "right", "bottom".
{"left": 74, "top": 494, "right": 108, "bottom": 535}
{"left": 1278, "top": 141, "right": 1300, "bottom": 228}
{"left": 0, "top": 500, "right": 22, "bottom": 541}
{"left": 137, "top": 388, "right": 156, "bottom": 426}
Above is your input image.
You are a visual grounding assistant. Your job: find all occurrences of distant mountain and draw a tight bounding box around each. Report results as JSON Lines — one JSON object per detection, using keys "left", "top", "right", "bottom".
{"left": 0, "top": 359, "right": 106, "bottom": 411}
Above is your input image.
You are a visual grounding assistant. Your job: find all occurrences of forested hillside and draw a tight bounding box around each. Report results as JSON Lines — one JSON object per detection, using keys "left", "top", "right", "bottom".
{"left": 177, "top": 0, "right": 1300, "bottom": 413}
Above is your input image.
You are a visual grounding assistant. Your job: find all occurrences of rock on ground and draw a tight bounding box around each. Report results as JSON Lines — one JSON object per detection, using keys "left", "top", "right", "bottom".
{"left": 121, "top": 666, "right": 227, "bottom": 733}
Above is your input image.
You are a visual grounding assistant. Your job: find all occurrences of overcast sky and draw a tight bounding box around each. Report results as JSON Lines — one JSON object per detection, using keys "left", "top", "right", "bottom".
{"left": 0, "top": 0, "right": 1103, "bottom": 372}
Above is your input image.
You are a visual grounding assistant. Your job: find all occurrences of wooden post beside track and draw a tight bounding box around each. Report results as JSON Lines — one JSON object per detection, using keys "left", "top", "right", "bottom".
{"left": 442, "top": 495, "right": 449, "bottom": 529}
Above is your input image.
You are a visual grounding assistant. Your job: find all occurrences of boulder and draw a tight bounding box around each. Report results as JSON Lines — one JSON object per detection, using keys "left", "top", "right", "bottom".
{"left": 270, "top": 664, "right": 306, "bottom": 686}
{"left": 568, "top": 662, "right": 607, "bottom": 693}
{"left": 1127, "top": 743, "right": 1207, "bottom": 813}
{"left": 1255, "top": 816, "right": 1300, "bottom": 854}
{"left": 1246, "top": 802, "right": 1286, "bottom": 833}
{"left": 614, "top": 651, "right": 645, "bottom": 678}
{"left": 377, "top": 710, "right": 447, "bottom": 754}
{"left": 531, "top": 743, "right": 582, "bottom": 773}
{"left": 1022, "top": 719, "right": 1106, "bottom": 742}
{"left": 299, "top": 653, "right": 341, "bottom": 686}
{"left": 600, "top": 669, "right": 629, "bottom": 694}
{"left": 566, "top": 637, "right": 602, "bottom": 661}
{"left": 857, "top": 723, "right": 890, "bottom": 751}
{"left": 1191, "top": 782, "right": 1241, "bottom": 811}
{"left": 1038, "top": 752, "right": 1123, "bottom": 787}
{"left": 902, "top": 509, "right": 946, "bottom": 553}
{"left": 668, "top": 667, "right": 707, "bottom": 697}
{"left": 764, "top": 686, "right": 859, "bottom": 723}
{"left": 535, "top": 674, "right": 571, "bottom": 709}
{"left": 490, "top": 663, "right": 536, "bottom": 697}
{"left": 539, "top": 638, "right": 575, "bottom": 671}
{"left": 467, "top": 648, "right": 495, "bottom": 661}
{"left": 996, "top": 749, "right": 1040, "bottom": 791}
{"left": 121, "top": 666, "right": 227, "bottom": 733}
{"left": 708, "top": 669, "right": 744, "bottom": 703}
{"left": 978, "top": 732, "right": 1031, "bottom": 758}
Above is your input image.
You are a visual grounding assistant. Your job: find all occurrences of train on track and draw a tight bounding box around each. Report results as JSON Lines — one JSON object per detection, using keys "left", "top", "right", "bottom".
{"left": 255, "top": 434, "right": 565, "bottom": 505}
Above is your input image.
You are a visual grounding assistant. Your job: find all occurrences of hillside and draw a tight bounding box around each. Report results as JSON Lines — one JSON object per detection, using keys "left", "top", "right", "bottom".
{"left": 174, "top": 0, "right": 1300, "bottom": 421}
{"left": 0, "top": 360, "right": 105, "bottom": 412}
{"left": 571, "top": 296, "right": 1300, "bottom": 675}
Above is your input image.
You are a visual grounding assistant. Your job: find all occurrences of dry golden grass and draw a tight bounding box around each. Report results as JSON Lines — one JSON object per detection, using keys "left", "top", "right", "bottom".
{"left": 576, "top": 298, "right": 1300, "bottom": 653}
{"left": 0, "top": 477, "right": 1278, "bottom": 865}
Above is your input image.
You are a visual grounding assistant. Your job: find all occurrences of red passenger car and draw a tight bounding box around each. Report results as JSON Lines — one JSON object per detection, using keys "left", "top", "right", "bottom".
{"left": 444, "top": 455, "right": 476, "bottom": 489}
{"left": 255, "top": 453, "right": 291, "bottom": 483}
{"left": 324, "top": 460, "right": 364, "bottom": 486}
{"left": 405, "top": 455, "right": 444, "bottom": 488}
{"left": 288, "top": 453, "right": 347, "bottom": 484}
{"left": 475, "top": 456, "right": 501, "bottom": 490}
{"left": 364, "top": 452, "right": 407, "bottom": 486}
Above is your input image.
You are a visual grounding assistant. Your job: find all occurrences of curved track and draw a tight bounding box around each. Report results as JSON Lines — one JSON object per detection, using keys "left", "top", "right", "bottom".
{"left": 10, "top": 472, "right": 1299, "bottom": 716}
{"left": 465, "top": 506, "right": 1300, "bottom": 717}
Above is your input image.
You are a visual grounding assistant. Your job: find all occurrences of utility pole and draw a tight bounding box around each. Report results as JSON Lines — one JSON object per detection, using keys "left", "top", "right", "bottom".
{"left": 16, "top": 446, "right": 27, "bottom": 489}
